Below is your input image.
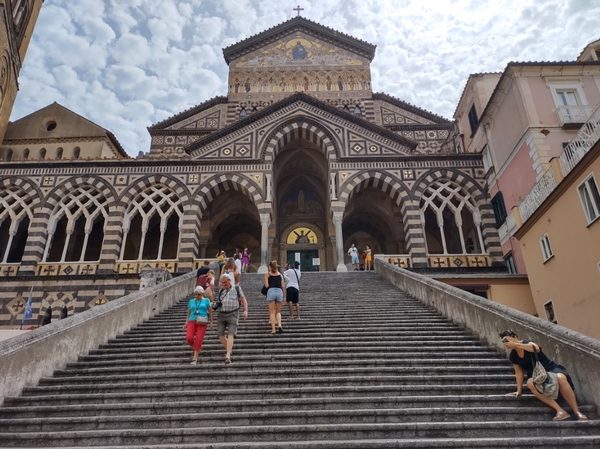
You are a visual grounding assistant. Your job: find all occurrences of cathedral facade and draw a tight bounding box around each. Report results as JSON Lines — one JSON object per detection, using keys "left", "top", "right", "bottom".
{"left": 0, "top": 16, "right": 503, "bottom": 326}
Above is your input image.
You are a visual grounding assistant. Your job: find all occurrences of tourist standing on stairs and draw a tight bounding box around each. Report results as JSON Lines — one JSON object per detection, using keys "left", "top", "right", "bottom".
{"left": 499, "top": 330, "right": 587, "bottom": 421}
{"left": 241, "top": 247, "right": 251, "bottom": 273}
{"left": 347, "top": 243, "right": 360, "bottom": 271}
{"left": 215, "top": 275, "right": 248, "bottom": 364}
{"left": 363, "top": 245, "right": 373, "bottom": 271}
{"left": 183, "top": 286, "right": 213, "bottom": 365}
{"left": 284, "top": 261, "right": 301, "bottom": 319}
{"left": 264, "top": 260, "right": 286, "bottom": 335}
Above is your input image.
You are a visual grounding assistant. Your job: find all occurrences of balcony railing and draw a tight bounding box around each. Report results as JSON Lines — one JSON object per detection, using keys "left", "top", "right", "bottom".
{"left": 556, "top": 104, "right": 596, "bottom": 127}
{"left": 519, "top": 103, "right": 600, "bottom": 224}
{"left": 559, "top": 104, "right": 600, "bottom": 176}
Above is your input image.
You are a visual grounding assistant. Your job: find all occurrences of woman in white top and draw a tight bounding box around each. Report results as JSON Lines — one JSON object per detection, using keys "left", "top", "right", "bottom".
{"left": 220, "top": 257, "right": 240, "bottom": 286}
{"left": 284, "top": 261, "right": 301, "bottom": 319}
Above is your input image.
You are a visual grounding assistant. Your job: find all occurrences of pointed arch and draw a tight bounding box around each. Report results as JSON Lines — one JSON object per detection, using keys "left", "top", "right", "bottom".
{"left": 338, "top": 170, "right": 407, "bottom": 207}
{"left": 413, "top": 170, "right": 491, "bottom": 256}
{"left": 0, "top": 178, "right": 39, "bottom": 263}
{"left": 261, "top": 117, "right": 340, "bottom": 162}
{"left": 195, "top": 174, "right": 264, "bottom": 214}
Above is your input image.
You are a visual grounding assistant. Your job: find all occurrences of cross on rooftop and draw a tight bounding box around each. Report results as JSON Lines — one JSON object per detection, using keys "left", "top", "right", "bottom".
{"left": 293, "top": 5, "right": 304, "bottom": 17}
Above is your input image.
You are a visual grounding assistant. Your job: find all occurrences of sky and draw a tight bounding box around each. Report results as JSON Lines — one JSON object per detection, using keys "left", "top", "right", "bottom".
{"left": 11, "top": 0, "right": 600, "bottom": 157}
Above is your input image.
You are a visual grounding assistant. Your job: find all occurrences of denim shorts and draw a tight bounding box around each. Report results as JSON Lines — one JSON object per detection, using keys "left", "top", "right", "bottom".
{"left": 266, "top": 287, "right": 283, "bottom": 303}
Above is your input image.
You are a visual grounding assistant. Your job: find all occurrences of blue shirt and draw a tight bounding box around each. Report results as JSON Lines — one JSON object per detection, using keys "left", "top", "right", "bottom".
{"left": 187, "top": 298, "right": 211, "bottom": 321}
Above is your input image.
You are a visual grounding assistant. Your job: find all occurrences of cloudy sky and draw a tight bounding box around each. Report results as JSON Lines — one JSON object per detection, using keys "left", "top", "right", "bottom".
{"left": 11, "top": 0, "right": 600, "bottom": 156}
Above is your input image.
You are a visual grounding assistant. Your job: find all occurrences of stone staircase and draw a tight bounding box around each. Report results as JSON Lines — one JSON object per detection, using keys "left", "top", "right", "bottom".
{"left": 0, "top": 271, "right": 598, "bottom": 448}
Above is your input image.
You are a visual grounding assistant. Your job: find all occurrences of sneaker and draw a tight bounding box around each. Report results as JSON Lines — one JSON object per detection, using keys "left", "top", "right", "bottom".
{"left": 190, "top": 360, "right": 197, "bottom": 365}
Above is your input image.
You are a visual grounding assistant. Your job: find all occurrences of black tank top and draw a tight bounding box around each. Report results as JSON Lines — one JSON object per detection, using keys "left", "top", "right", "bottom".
{"left": 267, "top": 273, "right": 282, "bottom": 289}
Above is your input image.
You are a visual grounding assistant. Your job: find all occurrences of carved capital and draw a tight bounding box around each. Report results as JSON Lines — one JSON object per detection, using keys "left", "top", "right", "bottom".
{"left": 259, "top": 213, "right": 271, "bottom": 226}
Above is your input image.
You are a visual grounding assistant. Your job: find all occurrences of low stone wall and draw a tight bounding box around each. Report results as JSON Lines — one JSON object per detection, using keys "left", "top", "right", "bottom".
{"left": 375, "top": 258, "right": 600, "bottom": 409}
{"left": 0, "top": 270, "right": 197, "bottom": 405}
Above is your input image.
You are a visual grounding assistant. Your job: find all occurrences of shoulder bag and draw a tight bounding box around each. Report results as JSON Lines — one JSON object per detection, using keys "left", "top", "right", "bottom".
{"left": 530, "top": 344, "right": 559, "bottom": 400}
{"left": 194, "top": 300, "right": 209, "bottom": 325}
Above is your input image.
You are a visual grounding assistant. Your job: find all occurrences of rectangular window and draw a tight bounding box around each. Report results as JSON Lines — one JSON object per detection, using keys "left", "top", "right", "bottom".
{"left": 491, "top": 192, "right": 507, "bottom": 227}
{"left": 577, "top": 174, "right": 600, "bottom": 224}
{"left": 504, "top": 253, "right": 517, "bottom": 274}
{"left": 468, "top": 104, "right": 478, "bottom": 135}
{"left": 539, "top": 233, "right": 553, "bottom": 262}
{"left": 482, "top": 144, "right": 494, "bottom": 174}
{"left": 556, "top": 90, "right": 580, "bottom": 106}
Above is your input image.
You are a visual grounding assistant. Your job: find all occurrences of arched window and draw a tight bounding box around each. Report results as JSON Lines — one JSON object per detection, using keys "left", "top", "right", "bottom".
{"left": 56, "top": 147, "right": 63, "bottom": 159}
{"left": 6, "top": 149, "right": 13, "bottom": 161}
{"left": 420, "top": 180, "right": 485, "bottom": 255}
{"left": 120, "top": 184, "right": 183, "bottom": 261}
{"left": 23, "top": 148, "right": 29, "bottom": 159}
{"left": 73, "top": 147, "right": 80, "bottom": 158}
{"left": 239, "top": 107, "right": 247, "bottom": 119}
{"left": 39, "top": 148, "right": 46, "bottom": 159}
{"left": 0, "top": 186, "right": 32, "bottom": 263}
{"left": 354, "top": 106, "right": 362, "bottom": 116}
{"left": 44, "top": 186, "right": 109, "bottom": 262}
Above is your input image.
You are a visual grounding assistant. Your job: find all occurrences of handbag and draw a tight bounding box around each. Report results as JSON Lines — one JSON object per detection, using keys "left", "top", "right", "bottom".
{"left": 530, "top": 344, "right": 559, "bottom": 400}
{"left": 261, "top": 285, "right": 268, "bottom": 295}
{"left": 194, "top": 299, "right": 209, "bottom": 325}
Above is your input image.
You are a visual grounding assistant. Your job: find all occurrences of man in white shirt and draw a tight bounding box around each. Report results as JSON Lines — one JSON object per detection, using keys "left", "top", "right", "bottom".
{"left": 284, "top": 261, "right": 301, "bottom": 319}
{"left": 234, "top": 254, "right": 242, "bottom": 278}
{"left": 347, "top": 243, "right": 359, "bottom": 271}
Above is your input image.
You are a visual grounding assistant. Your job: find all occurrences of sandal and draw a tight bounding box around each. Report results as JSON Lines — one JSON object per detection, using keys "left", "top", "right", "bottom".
{"left": 277, "top": 326, "right": 284, "bottom": 334}
{"left": 224, "top": 357, "right": 231, "bottom": 364}
{"left": 553, "top": 411, "right": 570, "bottom": 421}
{"left": 576, "top": 412, "right": 588, "bottom": 420}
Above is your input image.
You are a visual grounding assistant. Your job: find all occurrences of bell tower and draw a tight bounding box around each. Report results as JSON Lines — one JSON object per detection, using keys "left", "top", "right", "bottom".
{"left": 0, "top": 0, "right": 44, "bottom": 144}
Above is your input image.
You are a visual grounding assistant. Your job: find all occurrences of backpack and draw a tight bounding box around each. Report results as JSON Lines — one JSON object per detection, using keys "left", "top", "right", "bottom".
{"left": 196, "top": 274, "right": 210, "bottom": 289}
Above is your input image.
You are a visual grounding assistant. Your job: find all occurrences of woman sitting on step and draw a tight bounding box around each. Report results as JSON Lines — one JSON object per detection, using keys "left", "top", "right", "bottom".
{"left": 183, "top": 286, "right": 213, "bottom": 365}
{"left": 499, "top": 330, "right": 587, "bottom": 421}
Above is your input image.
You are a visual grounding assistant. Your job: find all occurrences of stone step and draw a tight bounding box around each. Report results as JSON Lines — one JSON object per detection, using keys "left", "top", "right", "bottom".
{"left": 1, "top": 406, "right": 597, "bottom": 432}
{"left": 4, "top": 384, "right": 518, "bottom": 406}
{"left": 0, "top": 394, "right": 553, "bottom": 418}
{"left": 22, "top": 374, "right": 516, "bottom": 396}
{"left": 52, "top": 357, "right": 509, "bottom": 378}
{"left": 1, "top": 421, "right": 599, "bottom": 447}
{"left": 41, "top": 365, "right": 512, "bottom": 385}
{"left": 2, "top": 437, "right": 598, "bottom": 449}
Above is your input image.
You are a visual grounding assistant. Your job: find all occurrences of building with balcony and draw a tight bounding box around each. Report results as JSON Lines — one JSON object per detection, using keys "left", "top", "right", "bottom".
{"left": 455, "top": 40, "right": 600, "bottom": 275}
{"left": 513, "top": 105, "right": 600, "bottom": 339}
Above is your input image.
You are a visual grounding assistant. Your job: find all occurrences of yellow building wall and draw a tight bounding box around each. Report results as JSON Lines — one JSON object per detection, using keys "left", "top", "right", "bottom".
{"left": 518, "top": 157, "right": 600, "bottom": 340}
{"left": 436, "top": 277, "right": 536, "bottom": 315}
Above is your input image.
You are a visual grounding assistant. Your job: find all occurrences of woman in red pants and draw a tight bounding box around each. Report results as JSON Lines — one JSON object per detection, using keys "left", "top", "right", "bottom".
{"left": 183, "top": 286, "right": 213, "bottom": 365}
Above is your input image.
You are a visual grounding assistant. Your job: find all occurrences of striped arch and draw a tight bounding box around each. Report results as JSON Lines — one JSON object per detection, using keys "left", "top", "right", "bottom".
{"left": 412, "top": 168, "right": 501, "bottom": 259}
{"left": 261, "top": 117, "right": 340, "bottom": 162}
{"left": 338, "top": 170, "right": 408, "bottom": 207}
{"left": 0, "top": 177, "right": 42, "bottom": 206}
{"left": 44, "top": 176, "right": 118, "bottom": 211}
{"left": 118, "top": 175, "right": 190, "bottom": 208}
{"left": 412, "top": 169, "right": 486, "bottom": 203}
{"left": 195, "top": 174, "right": 264, "bottom": 214}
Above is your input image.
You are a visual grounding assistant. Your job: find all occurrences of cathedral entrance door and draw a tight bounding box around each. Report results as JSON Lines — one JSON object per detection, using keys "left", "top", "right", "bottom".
{"left": 287, "top": 250, "right": 319, "bottom": 272}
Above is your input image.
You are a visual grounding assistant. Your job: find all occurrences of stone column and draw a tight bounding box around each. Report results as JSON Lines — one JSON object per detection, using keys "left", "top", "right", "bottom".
{"left": 199, "top": 240, "right": 208, "bottom": 259}
{"left": 257, "top": 213, "right": 270, "bottom": 274}
{"left": 332, "top": 211, "right": 347, "bottom": 272}
{"left": 329, "top": 172, "right": 337, "bottom": 200}
{"left": 265, "top": 174, "right": 272, "bottom": 202}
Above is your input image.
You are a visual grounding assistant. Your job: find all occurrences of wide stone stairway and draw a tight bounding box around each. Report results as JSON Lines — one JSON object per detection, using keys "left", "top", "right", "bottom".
{"left": 0, "top": 272, "right": 599, "bottom": 448}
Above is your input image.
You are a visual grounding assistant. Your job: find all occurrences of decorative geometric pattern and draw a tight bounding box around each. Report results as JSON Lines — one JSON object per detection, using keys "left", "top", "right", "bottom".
{"left": 380, "top": 105, "right": 435, "bottom": 125}
{"left": 385, "top": 256, "right": 412, "bottom": 269}
{"left": 115, "top": 261, "right": 178, "bottom": 274}
{"left": 88, "top": 293, "right": 108, "bottom": 308}
{"left": 36, "top": 263, "right": 99, "bottom": 276}
{"left": 427, "top": 255, "right": 490, "bottom": 268}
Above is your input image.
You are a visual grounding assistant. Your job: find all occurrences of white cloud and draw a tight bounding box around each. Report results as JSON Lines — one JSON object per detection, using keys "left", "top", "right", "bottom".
{"left": 11, "top": 0, "right": 600, "bottom": 156}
